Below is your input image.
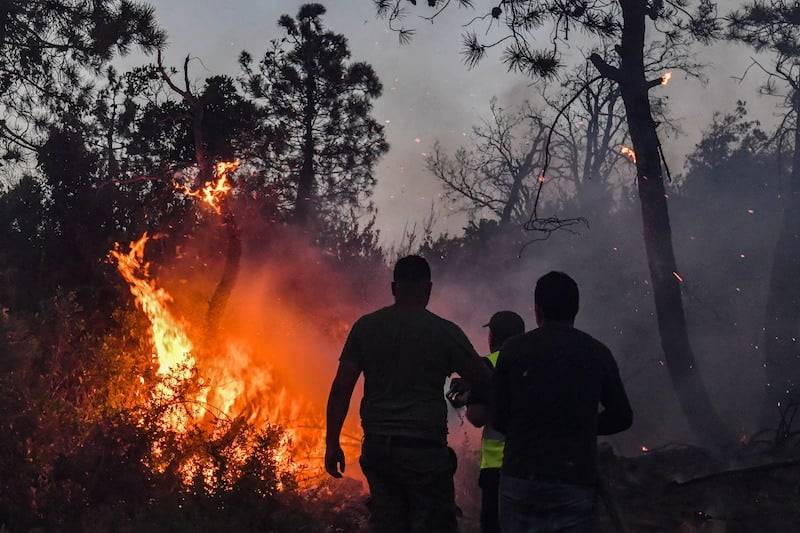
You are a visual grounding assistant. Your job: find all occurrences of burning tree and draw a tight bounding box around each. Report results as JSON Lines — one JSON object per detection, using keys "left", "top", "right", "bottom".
{"left": 377, "top": 0, "right": 734, "bottom": 450}
{"left": 542, "top": 42, "right": 686, "bottom": 213}
{"left": 239, "top": 3, "right": 389, "bottom": 226}
{"left": 728, "top": 1, "right": 800, "bottom": 426}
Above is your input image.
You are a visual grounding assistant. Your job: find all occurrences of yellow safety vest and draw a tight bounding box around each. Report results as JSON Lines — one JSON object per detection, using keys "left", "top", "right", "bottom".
{"left": 480, "top": 351, "right": 505, "bottom": 470}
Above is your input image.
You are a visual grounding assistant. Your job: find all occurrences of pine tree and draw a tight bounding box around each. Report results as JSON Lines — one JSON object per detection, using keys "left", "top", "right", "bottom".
{"left": 240, "top": 4, "right": 389, "bottom": 226}
{"left": 0, "top": 0, "right": 165, "bottom": 166}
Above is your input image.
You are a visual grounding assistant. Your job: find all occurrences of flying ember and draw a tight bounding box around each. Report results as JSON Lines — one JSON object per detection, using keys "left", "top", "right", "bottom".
{"left": 619, "top": 145, "right": 637, "bottom": 164}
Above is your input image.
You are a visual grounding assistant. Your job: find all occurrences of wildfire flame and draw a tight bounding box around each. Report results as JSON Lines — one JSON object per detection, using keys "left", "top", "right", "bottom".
{"left": 661, "top": 71, "right": 672, "bottom": 86}
{"left": 110, "top": 230, "right": 355, "bottom": 486}
{"left": 111, "top": 159, "right": 365, "bottom": 487}
{"left": 110, "top": 233, "right": 202, "bottom": 431}
{"left": 175, "top": 160, "right": 239, "bottom": 214}
{"left": 619, "top": 145, "right": 637, "bottom": 164}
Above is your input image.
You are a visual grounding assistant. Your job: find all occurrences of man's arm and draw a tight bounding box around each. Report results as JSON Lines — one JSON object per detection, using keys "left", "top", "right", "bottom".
{"left": 598, "top": 348, "right": 633, "bottom": 435}
{"left": 491, "top": 349, "right": 511, "bottom": 434}
{"left": 325, "top": 359, "right": 360, "bottom": 478}
{"left": 447, "top": 324, "right": 493, "bottom": 402}
{"left": 465, "top": 403, "right": 489, "bottom": 428}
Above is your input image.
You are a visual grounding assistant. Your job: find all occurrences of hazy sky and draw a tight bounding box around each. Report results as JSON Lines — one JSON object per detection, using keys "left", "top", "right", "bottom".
{"left": 125, "top": 1, "right": 774, "bottom": 243}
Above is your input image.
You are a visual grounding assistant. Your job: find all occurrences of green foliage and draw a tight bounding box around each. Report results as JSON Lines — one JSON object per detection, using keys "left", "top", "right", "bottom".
{"left": 240, "top": 3, "right": 389, "bottom": 222}
{"left": 0, "top": 0, "right": 165, "bottom": 165}
{"left": 728, "top": 1, "right": 800, "bottom": 57}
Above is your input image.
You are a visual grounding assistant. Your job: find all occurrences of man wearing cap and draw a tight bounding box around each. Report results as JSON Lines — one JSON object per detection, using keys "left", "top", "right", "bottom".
{"left": 453, "top": 311, "right": 525, "bottom": 533}
{"left": 324, "top": 255, "right": 492, "bottom": 533}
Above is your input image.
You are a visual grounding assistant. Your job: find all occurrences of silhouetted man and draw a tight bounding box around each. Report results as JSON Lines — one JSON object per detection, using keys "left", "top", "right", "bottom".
{"left": 454, "top": 311, "right": 525, "bottom": 533}
{"left": 493, "top": 272, "right": 633, "bottom": 532}
{"left": 325, "top": 255, "right": 491, "bottom": 533}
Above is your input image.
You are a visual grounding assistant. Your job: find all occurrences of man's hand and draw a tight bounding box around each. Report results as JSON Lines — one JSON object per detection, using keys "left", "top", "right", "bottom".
{"left": 446, "top": 377, "right": 472, "bottom": 408}
{"left": 325, "top": 359, "right": 359, "bottom": 479}
{"left": 325, "top": 443, "right": 346, "bottom": 478}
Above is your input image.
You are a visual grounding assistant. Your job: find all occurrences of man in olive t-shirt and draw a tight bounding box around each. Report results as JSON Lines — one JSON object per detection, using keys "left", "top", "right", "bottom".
{"left": 325, "top": 255, "right": 491, "bottom": 533}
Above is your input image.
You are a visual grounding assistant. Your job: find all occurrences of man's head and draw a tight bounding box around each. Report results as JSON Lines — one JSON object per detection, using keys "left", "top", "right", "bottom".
{"left": 534, "top": 271, "right": 579, "bottom": 326}
{"left": 391, "top": 255, "right": 432, "bottom": 307}
{"left": 485, "top": 310, "right": 525, "bottom": 352}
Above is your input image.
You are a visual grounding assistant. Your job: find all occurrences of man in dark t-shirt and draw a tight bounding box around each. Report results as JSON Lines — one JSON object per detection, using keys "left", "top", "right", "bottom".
{"left": 325, "top": 255, "right": 491, "bottom": 533}
{"left": 493, "top": 271, "right": 633, "bottom": 532}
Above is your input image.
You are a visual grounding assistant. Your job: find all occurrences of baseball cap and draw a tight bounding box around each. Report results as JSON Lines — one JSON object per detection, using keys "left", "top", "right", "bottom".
{"left": 483, "top": 310, "right": 525, "bottom": 342}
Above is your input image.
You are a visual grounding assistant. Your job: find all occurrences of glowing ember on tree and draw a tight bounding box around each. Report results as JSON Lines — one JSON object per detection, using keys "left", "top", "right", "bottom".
{"left": 661, "top": 71, "right": 672, "bottom": 86}
{"left": 619, "top": 145, "right": 637, "bottom": 164}
{"left": 175, "top": 160, "right": 239, "bottom": 214}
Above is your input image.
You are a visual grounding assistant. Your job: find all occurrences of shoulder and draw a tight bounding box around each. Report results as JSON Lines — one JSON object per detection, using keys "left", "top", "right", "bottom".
{"left": 350, "top": 306, "right": 393, "bottom": 332}
{"left": 500, "top": 331, "right": 531, "bottom": 352}
{"left": 425, "top": 310, "right": 465, "bottom": 335}
{"left": 359, "top": 306, "right": 396, "bottom": 322}
{"left": 573, "top": 328, "right": 615, "bottom": 362}
{"left": 576, "top": 328, "right": 610, "bottom": 350}
{"left": 496, "top": 331, "right": 532, "bottom": 364}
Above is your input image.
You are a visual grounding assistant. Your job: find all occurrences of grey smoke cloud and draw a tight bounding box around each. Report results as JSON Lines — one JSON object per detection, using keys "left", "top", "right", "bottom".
{"left": 123, "top": 1, "right": 777, "bottom": 242}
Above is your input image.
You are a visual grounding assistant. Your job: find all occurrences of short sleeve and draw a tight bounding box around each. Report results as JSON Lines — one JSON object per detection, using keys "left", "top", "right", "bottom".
{"left": 339, "top": 319, "right": 363, "bottom": 368}
{"left": 444, "top": 321, "right": 480, "bottom": 375}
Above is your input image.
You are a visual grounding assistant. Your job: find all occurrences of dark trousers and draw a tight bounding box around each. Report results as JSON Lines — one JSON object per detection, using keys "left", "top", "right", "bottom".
{"left": 498, "top": 475, "right": 598, "bottom": 533}
{"left": 479, "top": 468, "right": 501, "bottom": 533}
{"left": 359, "top": 437, "right": 458, "bottom": 533}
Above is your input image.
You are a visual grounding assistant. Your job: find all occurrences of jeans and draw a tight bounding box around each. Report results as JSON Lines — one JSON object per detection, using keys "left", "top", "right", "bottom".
{"left": 498, "top": 475, "right": 598, "bottom": 533}
{"left": 479, "top": 468, "right": 501, "bottom": 533}
{"left": 359, "top": 437, "right": 458, "bottom": 533}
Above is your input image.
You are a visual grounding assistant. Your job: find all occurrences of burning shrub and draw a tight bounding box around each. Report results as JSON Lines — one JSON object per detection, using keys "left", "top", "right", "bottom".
{"left": 0, "top": 310, "right": 366, "bottom": 531}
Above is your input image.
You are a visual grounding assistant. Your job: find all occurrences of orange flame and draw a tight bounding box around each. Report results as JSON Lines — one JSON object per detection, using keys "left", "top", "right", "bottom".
{"left": 110, "top": 233, "right": 201, "bottom": 430}
{"left": 110, "top": 231, "right": 343, "bottom": 486}
{"left": 619, "top": 145, "right": 637, "bottom": 164}
{"left": 175, "top": 160, "right": 239, "bottom": 214}
{"left": 661, "top": 71, "right": 672, "bottom": 86}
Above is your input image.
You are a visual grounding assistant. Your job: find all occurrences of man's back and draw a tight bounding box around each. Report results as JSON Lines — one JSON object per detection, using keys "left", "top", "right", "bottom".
{"left": 340, "top": 304, "right": 478, "bottom": 441}
{"left": 493, "top": 323, "right": 632, "bottom": 486}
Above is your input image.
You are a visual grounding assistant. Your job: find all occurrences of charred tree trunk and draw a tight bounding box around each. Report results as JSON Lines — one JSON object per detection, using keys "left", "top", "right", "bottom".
{"left": 204, "top": 200, "right": 241, "bottom": 345}
{"left": 191, "top": 104, "right": 211, "bottom": 185}
{"left": 762, "top": 93, "right": 800, "bottom": 424}
{"left": 294, "top": 49, "right": 316, "bottom": 226}
{"left": 157, "top": 50, "right": 240, "bottom": 344}
{"left": 500, "top": 159, "right": 532, "bottom": 228}
{"left": 157, "top": 51, "right": 211, "bottom": 185}
{"left": 105, "top": 98, "right": 119, "bottom": 182}
{"left": 591, "top": 0, "right": 733, "bottom": 450}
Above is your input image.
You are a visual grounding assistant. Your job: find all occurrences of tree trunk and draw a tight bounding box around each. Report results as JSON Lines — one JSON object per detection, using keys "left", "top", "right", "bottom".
{"left": 204, "top": 199, "right": 241, "bottom": 345}
{"left": 499, "top": 163, "right": 529, "bottom": 228}
{"left": 106, "top": 99, "right": 118, "bottom": 181}
{"left": 591, "top": 0, "right": 733, "bottom": 450}
{"left": 762, "top": 95, "right": 800, "bottom": 424}
{"left": 192, "top": 103, "right": 211, "bottom": 185}
{"left": 294, "top": 49, "right": 316, "bottom": 226}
